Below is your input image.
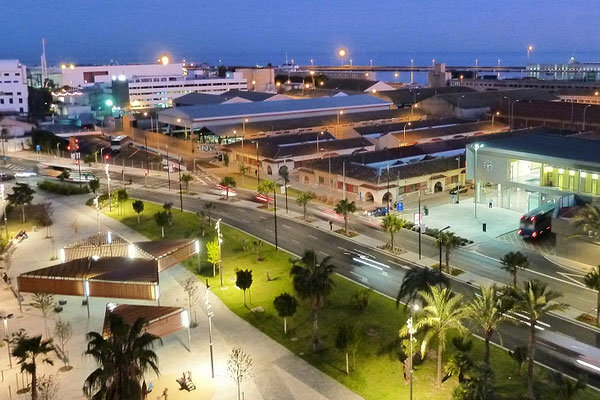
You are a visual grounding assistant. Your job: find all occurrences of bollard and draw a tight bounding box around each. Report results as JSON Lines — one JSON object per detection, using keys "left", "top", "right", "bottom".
{"left": 483, "top": 223, "right": 487, "bottom": 232}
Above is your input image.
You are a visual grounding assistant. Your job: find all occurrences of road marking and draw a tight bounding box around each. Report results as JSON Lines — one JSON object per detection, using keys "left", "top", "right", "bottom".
{"left": 290, "top": 239, "right": 300, "bottom": 244}
{"left": 308, "top": 234, "right": 318, "bottom": 240}
{"left": 387, "top": 259, "right": 411, "bottom": 270}
{"left": 282, "top": 224, "right": 292, "bottom": 229}
{"left": 556, "top": 272, "right": 586, "bottom": 288}
{"left": 350, "top": 270, "right": 368, "bottom": 283}
{"left": 319, "top": 251, "right": 329, "bottom": 257}
{"left": 265, "top": 228, "right": 273, "bottom": 233}
{"left": 260, "top": 216, "right": 269, "bottom": 221}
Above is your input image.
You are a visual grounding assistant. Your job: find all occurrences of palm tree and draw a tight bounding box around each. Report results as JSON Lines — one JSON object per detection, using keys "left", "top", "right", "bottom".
{"left": 180, "top": 173, "right": 193, "bottom": 192}
{"left": 436, "top": 231, "right": 461, "bottom": 272}
{"left": 290, "top": 250, "right": 336, "bottom": 351}
{"left": 220, "top": 176, "right": 236, "bottom": 200}
{"left": 501, "top": 251, "right": 529, "bottom": 287}
{"left": 400, "top": 286, "right": 467, "bottom": 387}
{"left": 12, "top": 335, "right": 54, "bottom": 400}
{"left": 335, "top": 199, "right": 356, "bottom": 235}
{"left": 547, "top": 371, "right": 587, "bottom": 400}
{"left": 508, "top": 280, "right": 568, "bottom": 399}
{"left": 84, "top": 314, "right": 162, "bottom": 400}
{"left": 584, "top": 265, "right": 600, "bottom": 325}
{"left": 572, "top": 200, "right": 600, "bottom": 241}
{"left": 296, "top": 191, "right": 315, "bottom": 220}
{"left": 381, "top": 214, "right": 405, "bottom": 250}
{"left": 239, "top": 163, "right": 250, "bottom": 186}
{"left": 257, "top": 179, "right": 275, "bottom": 209}
{"left": 444, "top": 351, "right": 473, "bottom": 383}
{"left": 279, "top": 166, "right": 290, "bottom": 212}
{"left": 396, "top": 267, "right": 449, "bottom": 308}
{"left": 467, "top": 285, "right": 512, "bottom": 364}
{"left": 204, "top": 202, "right": 215, "bottom": 225}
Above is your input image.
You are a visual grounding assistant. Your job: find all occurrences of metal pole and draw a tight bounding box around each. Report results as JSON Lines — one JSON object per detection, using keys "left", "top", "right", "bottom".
{"left": 205, "top": 280, "right": 215, "bottom": 378}
{"left": 342, "top": 160, "right": 346, "bottom": 200}
{"left": 273, "top": 185, "right": 278, "bottom": 250}
{"left": 456, "top": 157, "right": 461, "bottom": 204}
{"left": 178, "top": 158, "right": 183, "bottom": 212}
{"left": 439, "top": 239, "right": 443, "bottom": 270}
{"left": 418, "top": 191, "right": 422, "bottom": 260}
{"left": 474, "top": 147, "right": 478, "bottom": 219}
{"left": 144, "top": 136, "right": 149, "bottom": 187}
{"left": 328, "top": 157, "right": 332, "bottom": 198}
{"left": 386, "top": 164, "right": 390, "bottom": 213}
{"left": 166, "top": 145, "right": 171, "bottom": 190}
{"left": 256, "top": 142, "right": 260, "bottom": 186}
{"left": 583, "top": 105, "right": 592, "bottom": 131}
{"left": 409, "top": 320, "right": 413, "bottom": 400}
{"left": 77, "top": 154, "right": 82, "bottom": 189}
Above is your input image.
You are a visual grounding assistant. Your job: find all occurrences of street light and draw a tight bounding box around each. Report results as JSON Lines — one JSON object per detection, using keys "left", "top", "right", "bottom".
{"left": 402, "top": 122, "right": 411, "bottom": 146}
{"left": 510, "top": 100, "right": 519, "bottom": 130}
{"left": 438, "top": 225, "right": 451, "bottom": 270}
{"left": 316, "top": 131, "right": 325, "bottom": 152}
{"left": 455, "top": 156, "right": 462, "bottom": 204}
{"left": 527, "top": 45, "right": 534, "bottom": 60}
{"left": 472, "top": 143, "right": 484, "bottom": 218}
{"left": 407, "top": 305, "right": 419, "bottom": 400}
{"left": 1, "top": 313, "right": 14, "bottom": 368}
{"left": 457, "top": 95, "right": 466, "bottom": 117}
{"left": 242, "top": 118, "right": 249, "bottom": 151}
{"left": 337, "top": 110, "right": 344, "bottom": 135}
{"left": 491, "top": 111, "right": 500, "bottom": 127}
{"left": 143, "top": 111, "right": 154, "bottom": 133}
{"left": 583, "top": 104, "right": 592, "bottom": 131}
{"left": 338, "top": 49, "right": 347, "bottom": 66}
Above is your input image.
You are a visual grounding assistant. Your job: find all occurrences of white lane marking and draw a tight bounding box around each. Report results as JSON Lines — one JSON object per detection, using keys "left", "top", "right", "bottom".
{"left": 265, "top": 228, "right": 273, "bottom": 233}
{"left": 290, "top": 239, "right": 300, "bottom": 244}
{"left": 319, "top": 251, "right": 329, "bottom": 257}
{"left": 350, "top": 270, "right": 368, "bottom": 283}
{"left": 353, "top": 257, "right": 383, "bottom": 271}
{"left": 556, "top": 272, "right": 586, "bottom": 288}
{"left": 282, "top": 224, "right": 292, "bottom": 229}
{"left": 387, "top": 259, "right": 411, "bottom": 270}
{"left": 308, "top": 234, "right": 318, "bottom": 240}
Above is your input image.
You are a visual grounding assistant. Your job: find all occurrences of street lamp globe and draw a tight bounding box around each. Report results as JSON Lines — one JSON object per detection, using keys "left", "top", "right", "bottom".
{"left": 176, "top": 118, "right": 182, "bottom": 123}
{"left": 338, "top": 49, "right": 346, "bottom": 58}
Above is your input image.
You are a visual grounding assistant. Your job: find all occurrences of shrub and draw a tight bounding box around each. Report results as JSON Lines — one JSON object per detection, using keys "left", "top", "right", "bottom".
{"left": 38, "top": 180, "right": 91, "bottom": 195}
{"left": 351, "top": 288, "right": 371, "bottom": 311}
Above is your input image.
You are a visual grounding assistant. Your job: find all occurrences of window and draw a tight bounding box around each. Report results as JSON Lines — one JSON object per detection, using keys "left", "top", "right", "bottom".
{"left": 18, "top": 98, "right": 22, "bottom": 103}
{"left": 15, "top": 72, "right": 20, "bottom": 76}
{"left": 0, "top": 99, "right": 3, "bottom": 104}
{"left": 8, "top": 99, "right": 12, "bottom": 104}
{"left": 318, "top": 176, "right": 324, "bottom": 184}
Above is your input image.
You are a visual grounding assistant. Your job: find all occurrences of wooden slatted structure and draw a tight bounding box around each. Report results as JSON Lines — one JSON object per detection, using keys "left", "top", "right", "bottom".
{"left": 102, "top": 303, "right": 186, "bottom": 338}
{"left": 133, "top": 239, "right": 199, "bottom": 271}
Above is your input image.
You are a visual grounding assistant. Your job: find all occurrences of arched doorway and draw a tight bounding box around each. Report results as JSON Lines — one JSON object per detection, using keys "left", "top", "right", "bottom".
{"left": 267, "top": 166, "right": 273, "bottom": 175}
{"left": 364, "top": 192, "right": 375, "bottom": 203}
{"left": 279, "top": 165, "right": 289, "bottom": 176}
{"left": 434, "top": 182, "right": 443, "bottom": 193}
{"left": 382, "top": 192, "right": 393, "bottom": 204}
{"left": 303, "top": 175, "right": 310, "bottom": 184}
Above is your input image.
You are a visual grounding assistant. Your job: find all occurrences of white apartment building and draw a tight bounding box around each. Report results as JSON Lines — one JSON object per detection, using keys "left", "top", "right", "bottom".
{"left": 61, "top": 62, "right": 184, "bottom": 87}
{"left": 0, "top": 60, "right": 28, "bottom": 114}
{"left": 128, "top": 73, "right": 247, "bottom": 109}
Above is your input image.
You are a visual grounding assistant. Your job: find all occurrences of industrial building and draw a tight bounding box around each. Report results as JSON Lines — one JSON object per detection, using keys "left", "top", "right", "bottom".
{"left": 0, "top": 59, "right": 28, "bottom": 114}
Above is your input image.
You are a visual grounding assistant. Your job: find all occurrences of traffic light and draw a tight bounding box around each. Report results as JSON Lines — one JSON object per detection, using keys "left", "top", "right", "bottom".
{"left": 144, "top": 169, "right": 149, "bottom": 176}
{"left": 104, "top": 154, "right": 110, "bottom": 161}
{"left": 67, "top": 145, "right": 71, "bottom": 151}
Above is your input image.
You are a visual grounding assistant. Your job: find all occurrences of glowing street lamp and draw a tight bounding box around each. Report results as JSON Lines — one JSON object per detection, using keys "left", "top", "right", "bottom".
{"left": 407, "top": 304, "right": 419, "bottom": 400}
{"left": 527, "top": 45, "right": 534, "bottom": 60}
{"left": 403, "top": 122, "right": 411, "bottom": 146}
{"left": 338, "top": 49, "right": 347, "bottom": 66}
{"left": 159, "top": 55, "right": 170, "bottom": 65}
{"left": 492, "top": 111, "right": 500, "bottom": 127}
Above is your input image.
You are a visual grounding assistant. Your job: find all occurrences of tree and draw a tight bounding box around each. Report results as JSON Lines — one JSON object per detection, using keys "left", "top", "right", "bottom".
{"left": 163, "top": 201, "right": 173, "bottom": 214}
{"left": 37, "top": 374, "right": 60, "bottom": 400}
{"left": 154, "top": 211, "right": 170, "bottom": 238}
{"left": 53, "top": 319, "right": 72, "bottom": 369}
{"left": 31, "top": 293, "right": 55, "bottom": 338}
{"left": 88, "top": 178, "right": 100, "bottom": 195}
{"left": 290, "top": 250, "right": 336, "bottom": 351}
{"left": 40, "top": 201, "right": 54, "bottom": 238}
{"left": 501, "top": 251, "right": 529, "bottom": 287}
{"left": 396, "top": 267, "right": 449, "bottom": 308}
{"left": 181, "top": 173, "right": 193, "bottom": 192}
{"left": 227, "top": 347, "right": 253, "bottom": 400}
{"left": 132, "top": 199, "right": 144, "bottom": 223}
{"left": 57, "top": 170, "right": 70, "bottom": 181}
{"left": 584, "top": 265, "right": 600, "bottom": 324}
{"left": 279, "top": 166, "right": 290, "bottom": 211}
{"left": 206, "top": 237, "right": 220, "bottom": 277}
{"left": 7, "top": 182, "right": 35, "bottom": 223}
{"left": 381, "top": 214, "right": 405, "bottom": 250}
{"left": 467, "top": 285, "right": 512, "bottom": 364}
{"left": 335, "top": 325, "right": 356, "bottom": 374}
{"left": 547, "top": 371, "right": 587, "bottom": 400}
{"left": 115, "top": 188, "right": 129, "bottom": 215}
{"left": 445, "top": 351, "right": 473, "bottom": 384}
{"left": 436, "top": 231, "right": 461, "bottom": 272}
{"left": 572, "top": 199, "right": 600, "bottom": 241}
{"left": 239, "top": 163, "right": 250, "bottom": 186}
{"left": 508, "top": 280, "right": 568, "bottom": 399}
{"left": 183, "top": 277, "right": 198, "bottom": 326}
{"left": 252, "top": 239, "right": 263, "bottom": 261}
{"left": 400, "top": 286, "right": 467, "bottom": 387}
{"left": 204, "top": 202, "right": 215, "bottom": 225}
{"left": 12, "top": 335, "right": 54, "bottom": 400}
{"left": 257, "top": 179, "right": 275, "bottom": 209}
{"left": 220, "top": 176, "right": 236, "bottom": 200}
{"left": 508, "top": 346, "right": 528, "bottom": 376}
{"left": 335, "top": 199, "right": 356, "bottom": 235}
{"left": 84, "top": 314, "right": 162, "bottom": 400}
{"left": 452, "top": 362, "right": 496, "bottom": 400}
{"left": 296, "top": 191, "right": 315, "bottom": 221}
{"left": 273, "top": 293, "right": 298, "bottom": 334}
{"left": 235, "top": 269, "right": 253, "bottom": 307}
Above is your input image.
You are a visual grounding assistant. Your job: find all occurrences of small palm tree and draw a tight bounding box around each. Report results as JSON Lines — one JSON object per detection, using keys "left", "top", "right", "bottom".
{"left": 88, "top": 178, "right": 100, "bottom": 194}
{"left": 84, "top": 314, "right": 162, "bottom": 400}
{"left": 436, "top": 231, "right": 461, "bottom": 272}
{"left": 290, "top": 250, "right": 336, "bottom": 351}
{"left": 279, "top": 166, "right": 290, "bottom": 211}
{"left": 445, "top": 351, "right": 473, "bottom": 383}
{"left": 508, "top": 280, "right": 568, "bottom": 399}
{"left": 12, "top": 335, "right": 54, "bottom": 400}
{"left": 132, "top": 200, "right": 144, "bottom": 223}
{"left": 501, "top": 251, "right": 529, "bottom": 287}
{"left": 154, "top": 210, "right": 170, "bottom": 238}
{"left": 335, "top": 199, "right": 356, "bottom": 235}
{"left": 204, "top": 202, "right": 215, "bottom": 225}
{"left": 400, "top": 286, "right": 467, "bottom": 387}
{"left": 296, "top": 191, "right": 316, "bottom": 221}
{"left": 115, "top": 188, "right": 129, "bottom": 215}
{"left": 273, "top": 293, "right": 298, "bottom": 334}
{"left": 547, "top": 371, "right": 587, "bottom": 400}
{"left": 239, "top": 163, "right": 250, "bottom": 186}
{"left": 220, "top": 176, "right": 236, "bottom": 200}
{"left": 180, "top": 173, "right": 193, "bottom": 191}
{"left": 396, "top": 267, "right": 449, "bottom": 308}
{"left": 235, "top": 269, "right": 253, "bottom": 307}
{"left": 584, "top": 265, "right": 600, "bottom": 325}
{"left": 381, "top": 214, "right": 405, "bottom": 250}
{"left": 572, "top": 200, "right": 600, "bottom": 241}
{"left": 467, "top": 285, "right": 512, "bottom": 364}
{"left": 257, "top": 180, "right": 275, "bottom": 209}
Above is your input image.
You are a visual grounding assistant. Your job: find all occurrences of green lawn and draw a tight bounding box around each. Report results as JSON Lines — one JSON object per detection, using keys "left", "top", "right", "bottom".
{"left": 106, "top": 198, "right": 600, "bottom": 400}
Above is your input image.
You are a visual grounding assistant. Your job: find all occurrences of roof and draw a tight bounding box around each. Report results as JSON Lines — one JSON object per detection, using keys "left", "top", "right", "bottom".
{"left": 433, "top": 88, "right": 557, "bottom": 109}
{"left": 373, "top": 87, "right": 476, "bottom": 105}
{"left": 174, "top": 92, "right": 224, "bottom": 106}
{"left": 321, "top": 79, "right": 381, "bottom": 92}
{"left": 478, "top": 132, "right": 600, "bottom": 166}
{"left": 133, "top": 239, "right": 197, "bottom": 259}
{"left": 20, "top": 257, "right": 159, "bottom": 284}
{"left": 390, "top": 121, "right": 506, "bottom": 142}
{"left": 354, "top": 117, "right": 468, "bottom": 136}
{"left": 103, "top": 304, "right": 183, "bottom": 338}
{"left": 159, "top": 94, "right": 392, "bottom": 122}
{"left": 493, "top": 100, "right": 600, "bottom": 125}
{"left": 64, "top": 232, "right": 128, "bottom": 248}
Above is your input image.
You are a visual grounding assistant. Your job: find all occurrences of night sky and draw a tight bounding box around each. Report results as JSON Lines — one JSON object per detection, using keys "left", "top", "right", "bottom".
{"left": 2, "top": 0, "right": 599, "bottom": 66}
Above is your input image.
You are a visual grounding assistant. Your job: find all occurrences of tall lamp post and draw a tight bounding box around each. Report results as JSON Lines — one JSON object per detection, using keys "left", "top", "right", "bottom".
{"left": 1, "top": 313, "right": 13, "bottom": 368}
{"left": 527, "top": 45, "right": 534, "bottom": 61}
{"left": 418, "top": 190, "right": 422, "bottom": 260}
{"left": 105, "top": 164, "right": 112, "bottom": 212}
{"left": 510, "top": 100, "right": 519, "bottom": 130}
{"left": 242, "top": 118, "right": 249, "bottom": 151}
{"left": 254, "top": 141, "right": 260, "bottom": 186}
{"left": 583, "top": 104, "right": 592, "bottom": 131}
{"left": 455, "top": 156, "right": 462, "bottom": 204}
{"left": 407, "top": 305, "right": 419, "bottom": 400}
{"left": 403, "top": 122, "right": 412, "bottom": 146}
{"left": 178, "top": 157, "right": 183, "bottom": 212}
{"left": 438, "top": 225, "right": 451, "bottom": 270}
{"left": 491, "top": 111, "right": 500, "bottom": 127}
{"left": 472, "top": 143, "right": 484, "bottom": 218}
{"left": 457, "top": 95, "right": 466, "bottom": 117}
{"left": 273, "top": 184, "right": 278, "bottom": 250}
{"left": 216, "top": 219, "right": 223, "bottom": 287}
{"left": 337, "top": 110, "right": 344, "bottom": 136}
{"left": 338, "top": 49, "right": 347, "bottom": 66}
{"left": 1, "top": 184, "right": 8, "bottom": 239}
{"left": 204, "top": 280, "right": 215, "bottom": 378}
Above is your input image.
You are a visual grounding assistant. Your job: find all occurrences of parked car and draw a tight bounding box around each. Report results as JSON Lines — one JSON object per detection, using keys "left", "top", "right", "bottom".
{"left": 449, "top": 186, "right": 468, "bottom": 195}
{"left": 365, "top": 206, "right": 388, "bottom": 217}
{"left": 0, "top": 173, "right": 14, "bottom": 181}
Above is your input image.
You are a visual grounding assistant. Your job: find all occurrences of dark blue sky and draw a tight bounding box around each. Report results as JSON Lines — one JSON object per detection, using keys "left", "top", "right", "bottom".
{"left": 2, "top": 0, "right": 599, "bottom": 66}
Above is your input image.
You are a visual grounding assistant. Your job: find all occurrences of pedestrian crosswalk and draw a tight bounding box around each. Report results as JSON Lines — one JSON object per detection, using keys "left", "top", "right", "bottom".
{"left": 3, "top": 163, "right": 27, "bottom": 172}
{"left": 148, "top": 172, "right": 219, "bottom": 189}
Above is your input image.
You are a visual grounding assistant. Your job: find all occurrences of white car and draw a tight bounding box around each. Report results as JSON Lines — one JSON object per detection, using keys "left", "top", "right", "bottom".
{"left": 15, "top": 172, "right": 37, "bottom": 178}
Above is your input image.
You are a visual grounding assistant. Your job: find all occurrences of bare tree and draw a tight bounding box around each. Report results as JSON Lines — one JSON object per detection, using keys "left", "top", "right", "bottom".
{"left": 37, "top": 374, "right": 60, "bottom": 400}
{"left": 227, "top": 347, "right": 254, "bottom": 400}
{"left": 183, "top": 277, "right": 198, "bottom": 326}
{"left": 70, "top": 219, "right": 80, "bottom": 239}
{"left": 53, "top": 318, "right": 72, "bottom": 369}
{"left": 31, "top": 293, "right": 55, "bottom": 338}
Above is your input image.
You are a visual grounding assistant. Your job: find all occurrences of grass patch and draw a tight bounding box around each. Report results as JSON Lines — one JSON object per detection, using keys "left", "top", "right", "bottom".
{"left": 105, "top": 198, "right": 600, "bottom": 400}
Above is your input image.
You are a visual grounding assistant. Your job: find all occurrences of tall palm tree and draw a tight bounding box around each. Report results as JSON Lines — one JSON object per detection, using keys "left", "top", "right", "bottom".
{"left": 436, "top": 231, "right": 461, "bottom": 272}
{"left": 84, "top": 314, "right": 162, "bottom": 400}
{"left": 501, "top": 251, "right": 529, "bottom": 287}
{"left": 12, "top": 335, "right": 54, "bottom": 400}
{"left": 400, "top": 286, "right": 467, "bottom": 387}
{"left": 584, "top": 265, "right": 600, "bottom": 325}
{"left": 279, "top": 166, "right": 290, "bottom": 212}
{"left": 381, "top": 214, "right": 405, "bottom": 250}
{"left": 396, "top": 267, "right": 449, "bottom": 308}
{"left": 296, "top": 192, "right": 315, "bottom": 221}
{"left": 467, "top": 285, "right": 512, "bottom": 364}
{"left": 572, "top": 200, "right": 600, "bottom": 241}
{"left": 290, "top": 250, "right": 336, "bottom": 351}
{"left": 335, "top": 199, "right": 356, "bottom": 235}
{"left": 220, "top": 176, "right": 236, "bottom": 200}
{"left": 508, "top": 280, "right": 568, "bottom": 399}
